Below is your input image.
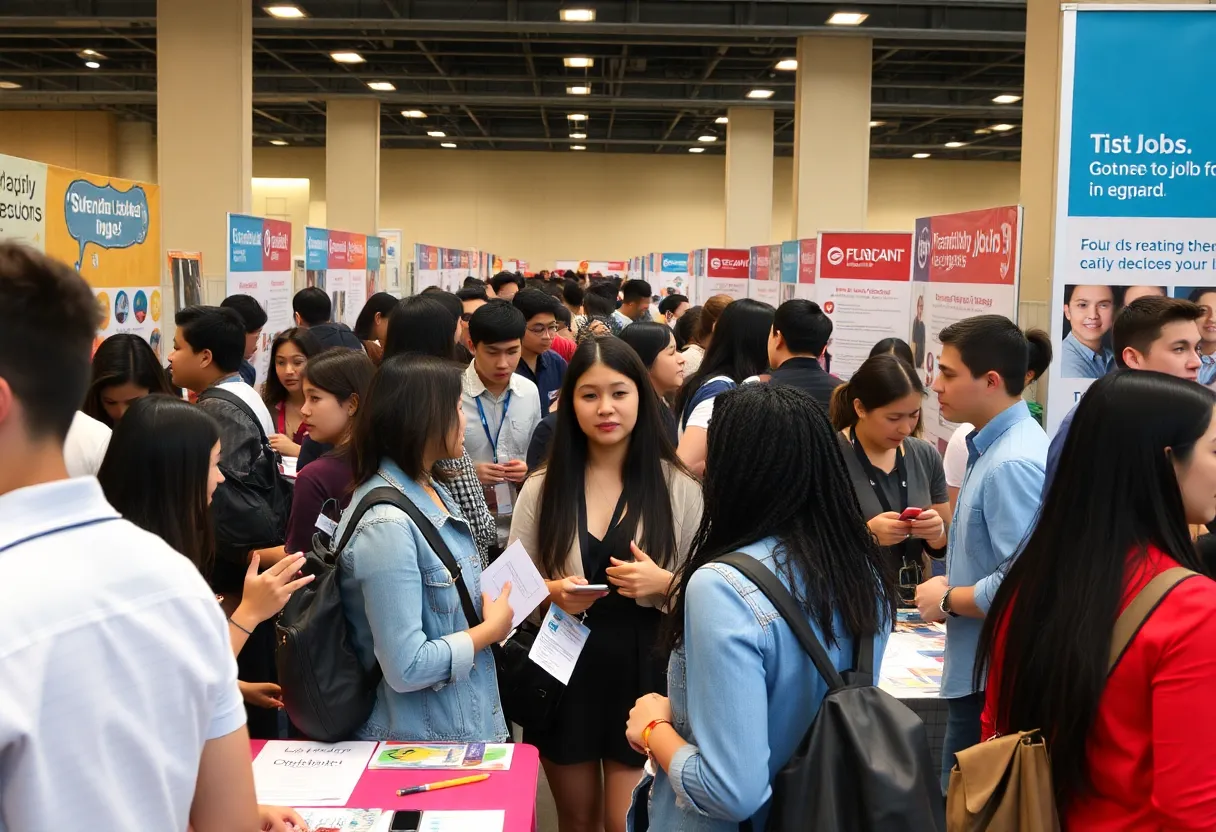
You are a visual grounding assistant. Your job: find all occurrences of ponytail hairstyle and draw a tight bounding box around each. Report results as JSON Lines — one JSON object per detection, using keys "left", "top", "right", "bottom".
{"left": 1024, "top": 328, "right": 1053, "bottom": 384}
{"left": 829, "top": 353, "right": 924, "bottom": 435}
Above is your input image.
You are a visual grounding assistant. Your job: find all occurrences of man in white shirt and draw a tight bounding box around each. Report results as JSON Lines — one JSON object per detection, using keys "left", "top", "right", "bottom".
{"left": 0, "top": 243, "right": 263, "bottom": 831}
{"left": 614, "top": 278, "right": 653, "bottom": 329}
{"left": 462, "top": 300, "right": 542, "bottom": 550}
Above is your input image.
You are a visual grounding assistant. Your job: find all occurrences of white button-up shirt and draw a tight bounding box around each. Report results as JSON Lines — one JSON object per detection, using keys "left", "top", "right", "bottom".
{"left": 0, "top": 477, "right": 246, "bottom": 832}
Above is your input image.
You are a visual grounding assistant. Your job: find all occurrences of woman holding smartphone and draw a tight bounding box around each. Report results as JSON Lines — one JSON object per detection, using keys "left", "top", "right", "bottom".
{"left": 510, "top": 337, "right": 703, "bottom": 832}
{"left": 829, "top": 354, "right": 950, "bottom": 599}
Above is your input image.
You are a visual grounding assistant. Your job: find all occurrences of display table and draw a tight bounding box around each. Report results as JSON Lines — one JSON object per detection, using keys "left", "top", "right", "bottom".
{"left": 249, "top": 740, "right": 541, "bottom": 832}
{"left": 880, "top": 622, "right": 948, "bottom": 775}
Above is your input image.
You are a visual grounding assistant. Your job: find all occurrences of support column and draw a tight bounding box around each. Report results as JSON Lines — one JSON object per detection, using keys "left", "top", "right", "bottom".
{"left": 325, "top": 100, "right": 381, "bottom": 233}
{"left": 724, "top": 107, "right": 774, "bottom": 247}
{"left": 792, "top": 36, "right": 872, "bottom": 238}
{"left": 116, "top": 119, "right": 157, "bottom": 183}
{"left": 157, "top": 0, "right": 251, "bottom": 303}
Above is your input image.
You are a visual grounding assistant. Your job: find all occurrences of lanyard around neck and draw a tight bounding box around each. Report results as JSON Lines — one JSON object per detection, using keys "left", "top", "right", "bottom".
{"left": 850, "top": 429, "right": 907, "bottom": 516}
{"left": 476, "top": 389, "right": 512, "bottom": 464}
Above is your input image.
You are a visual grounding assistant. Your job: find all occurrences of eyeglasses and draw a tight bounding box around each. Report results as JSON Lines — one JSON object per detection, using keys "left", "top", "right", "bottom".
{"left": 527, "top": 323, "right": 562, "bottom": 334}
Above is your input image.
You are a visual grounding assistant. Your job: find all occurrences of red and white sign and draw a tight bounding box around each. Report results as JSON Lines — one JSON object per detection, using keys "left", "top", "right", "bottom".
{"left": 915, "top": 205, "right": 1019, "bottom": 285}
{"left": 706, "top": 248, "right": 750, "bottom": 279}
{"left": 798, "top": 239, "right": 817, "bottom": 285}
{"left": 818, "top": 232, "right": 914, "bottom": 281}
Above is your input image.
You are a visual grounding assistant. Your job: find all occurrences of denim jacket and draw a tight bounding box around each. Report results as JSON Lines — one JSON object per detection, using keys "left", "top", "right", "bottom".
{"left": 337, "top": 459, "right": 507, "bottom": 742}
{"left": 628, "top": 538, "right": 890, "bottom": 831}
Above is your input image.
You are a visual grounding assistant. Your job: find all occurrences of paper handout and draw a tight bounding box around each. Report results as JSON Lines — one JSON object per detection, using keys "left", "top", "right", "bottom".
{"left": 252, "top": 741, "right": 376, "bottom": 808}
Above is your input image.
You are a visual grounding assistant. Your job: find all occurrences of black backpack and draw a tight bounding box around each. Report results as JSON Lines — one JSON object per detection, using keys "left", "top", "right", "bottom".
{"left": 716, "top": 553, "right": 945, "bottom": 832}
{"left": 198, "top": 386, "right": 292, "bottom": 555}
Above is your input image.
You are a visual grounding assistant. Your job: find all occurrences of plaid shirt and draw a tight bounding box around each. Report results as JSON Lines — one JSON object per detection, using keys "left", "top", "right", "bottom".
{"left": 435, "top": 449, "right": 497, "bottom": 568}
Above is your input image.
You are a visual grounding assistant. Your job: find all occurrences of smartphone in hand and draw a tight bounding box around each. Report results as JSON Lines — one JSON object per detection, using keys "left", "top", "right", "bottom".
{"left": 898, "top": 507, "right": 924, "bottom": 522}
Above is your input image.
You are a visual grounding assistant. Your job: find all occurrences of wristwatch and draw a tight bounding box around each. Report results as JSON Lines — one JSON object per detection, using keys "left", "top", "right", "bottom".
{"left": 940, "top": 586, "right": 960, "bottom": 618}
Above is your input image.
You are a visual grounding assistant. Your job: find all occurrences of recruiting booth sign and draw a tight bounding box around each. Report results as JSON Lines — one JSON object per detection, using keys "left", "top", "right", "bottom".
{"left": 912, "top": 206, "right": 1023, "bottom": 451}
{"left": 816, "top": 231, "right": 914, "bottom": 380}
{"left": 696, "top": 248, "right": 750, "bottom": 301}
{"left": 227, "top": 214, "right": 293, "bottom": 387}
{"left": 748, "top": 245, "right": 781, "bottom": 307}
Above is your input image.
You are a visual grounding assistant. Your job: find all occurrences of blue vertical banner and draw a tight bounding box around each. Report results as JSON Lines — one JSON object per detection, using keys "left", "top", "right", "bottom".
{"left": 226, "top": 213, "right": 294, "bottom": 387}
{"left": 1049, "top": 7, "right": 1216, "bottom": 433}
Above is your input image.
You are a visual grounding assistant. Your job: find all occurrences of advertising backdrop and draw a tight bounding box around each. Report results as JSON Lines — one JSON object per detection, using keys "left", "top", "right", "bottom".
{"left": 227, "top": 213, "right": 293, "bottom": 387}
{"left": 694, "top": 247, "right": 750, "bottom": 301}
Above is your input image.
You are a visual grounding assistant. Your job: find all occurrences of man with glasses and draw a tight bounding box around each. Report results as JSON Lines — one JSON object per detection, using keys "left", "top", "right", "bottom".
{"left": 512, "top": 289, "right": 568, "bottom": 412}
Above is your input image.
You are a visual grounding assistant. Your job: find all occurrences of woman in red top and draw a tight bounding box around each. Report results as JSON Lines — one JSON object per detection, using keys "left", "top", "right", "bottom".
{"left": 263, "top": 327, "right": 320, "bottom": 458}
{"left": 978, "top": 371, "right": 1216, "bottom": 829}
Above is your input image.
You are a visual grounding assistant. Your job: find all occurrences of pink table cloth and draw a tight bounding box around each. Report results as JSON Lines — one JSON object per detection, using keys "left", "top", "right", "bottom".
{"left": 250, "top": 740, "right": 540, "bottom": 832}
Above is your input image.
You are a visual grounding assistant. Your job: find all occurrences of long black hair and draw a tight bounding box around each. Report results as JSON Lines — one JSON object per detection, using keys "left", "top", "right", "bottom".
{"left": 976, "top": 370, "right": 1215, "bottom": 808}
{"left": 619, "top": 320, "right": 674, "bottom": 369}
{"left": 667, "top": 384, "right": 897, "bottom": 648}
{"left": 263, "top": 327, "right": 321, "bottom": 407}
{"left": 98, "top": 395, "right": 221, "bottom": 577}
{"left": 84, "top": 334, "right": 173, "bottom": 426}
{"left": 674, "top": 298, "right": 774, "bottom": 419}
{"left": 382, "top": 295, "right": 458, "bottom": 361}
{"left": 301, "top": 348, "right": 376, "bottom": 451}
{"left": 535, "top": 336, "right": 690, "bottom": 576}
{"left": 353, "top": 292, "right": 400, "bottom": 341}
{"left": 869, "top": 337, "right": 915, "bottom": 368}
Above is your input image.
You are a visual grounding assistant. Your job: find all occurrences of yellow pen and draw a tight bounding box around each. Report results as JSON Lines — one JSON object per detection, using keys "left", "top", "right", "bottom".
{"left": 395, "top": 773, "right": 490, "bottom": 797}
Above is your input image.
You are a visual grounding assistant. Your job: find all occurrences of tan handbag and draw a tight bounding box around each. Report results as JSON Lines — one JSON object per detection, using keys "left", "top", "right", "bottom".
{"left": 945, "top": 566, "right": 1197, "bottom": 831}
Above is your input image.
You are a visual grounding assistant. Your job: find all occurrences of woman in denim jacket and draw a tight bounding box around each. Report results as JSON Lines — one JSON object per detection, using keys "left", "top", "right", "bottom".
{"left": 338, "top": 355, "right": 515, "bottom": 742}
{"left": 625, "top": 384, "right": 898, "bottom": 830}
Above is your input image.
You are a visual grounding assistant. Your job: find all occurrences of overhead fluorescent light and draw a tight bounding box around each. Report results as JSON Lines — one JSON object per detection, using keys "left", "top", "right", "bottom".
{"left": 869, "top": 120, "right": 885, "bottom": 127}
{"left": 563, "top": 56, "right": 594, "bottom": 68}
{"left": 559, "top": 8, "right": 596, "bottom": 22}
{"left": 84, "top": 61, "right": 101, "bottom": 69}
{"left": 367, "top": 81, "right": 396, "bottom": 91}
{"left": 571, "top": 145, "right": 586, "bottom": 151}
{"left": 0, "top": 81, "right": 22, "bottom": 90}
{"left": 775, "top": 59, "right": 798, "bottom": 71}
{"left": 992, "top": 94, "right": 1022, "bottom": 105}
{"left": 715, "top": 116, "right": 729, "bottom": 124}
{"left": 827, "top": 11, "right": 868, "bottom": 25}
{"left": 269, "top": 139, "right": 289, "bottom": 146}
{"left": 427, "top": 130, "right": 446, "bottom": 138}
{"left": 990, "top": 123, "right": 1015, "bottom": 132}
{"left": 689, "top": 147, "right": 706, "bottom": 153}
{"left": 567, "top": 85, "right": 591, "bottom": 95}
{"left": 567, "top": 113, "right": 588, "bottom": 121}
{"left": 944, "top": 141, "right": 965, "bottom": 148}
{"left": 78, "top": 49, "right": 105, "bottom": 59}
{"left": 401, "top": 109, "right": 427, "bottom": 118}
{"left": 330, "top": 51, "right": 365, "bottom": 64}
{"left": 698, "top": 135, "right": 717, "bottom": 143}
{"left": 974, "top": 127, "right": 992, "bottom": 135}
{"left": 264, "top": 4, "right": 306, "bottom": 17}
{"left": 912, "top": 152, "right": 931, "bottom": 159}
{"left": 569, "top": 132, "right": 587, "bottom": 139}
{"left": 440, "top": 142, "right": 457, "bottom": 148}
{"left": 747, "top": 89, "right": 774, "bottom": 99}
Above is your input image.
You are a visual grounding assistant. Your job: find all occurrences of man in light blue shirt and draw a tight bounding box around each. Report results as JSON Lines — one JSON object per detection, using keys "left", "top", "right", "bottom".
{"left": 1059, "top": 284, "right": 1115, "bottom": 379}
{"left": 915, "top": 314, "right": 1047, "bottom": 793}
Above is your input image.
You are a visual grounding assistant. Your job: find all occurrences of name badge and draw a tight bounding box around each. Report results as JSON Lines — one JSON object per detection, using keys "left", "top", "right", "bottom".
{"left": 315, "top": 514, "right": 338, "bottom": 537}
{"left": 493, "top": 482, "right": 514, "bottom": 516}
{"left": 528, "top": 605, "right": 590, "bottom": 685}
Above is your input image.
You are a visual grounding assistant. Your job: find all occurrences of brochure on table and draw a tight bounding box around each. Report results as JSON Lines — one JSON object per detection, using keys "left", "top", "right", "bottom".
{"left": 0, "top": 151, "right": 163, "bottom": 354}
{"left": 1047, "top": 6, "right": 1216, "bottom": 433}
{"left": 880, "top": 621, "right": 945, "bottom": 699}
{"left": 815, "top": 231, "right": 914, "bottom": 380}
{"left": 692, "top": 247, "right": 750, "bottom": 301}
{"left": 228, "top": 214, "right": 293, "bottom": 387}
{"left": 912, "top": 206, "right": 1023, "bottom": 452}
{"left": 296, "top": 808, "right": 504, "bottom": 832}
{"left": 370, "top": 742, "right": 515, "bottom": 771}
{"left": 253, "top": 741, "right": 377, "bottom": 807}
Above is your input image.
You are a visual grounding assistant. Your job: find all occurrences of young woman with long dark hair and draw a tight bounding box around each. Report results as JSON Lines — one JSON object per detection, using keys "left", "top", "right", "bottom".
{"left": 675, "top": 298, "right": 775, "bottom": 474}
{"left": 619, "top": 320, "right": 686, "bottom": 444}
{"left": 354, "top": 291, "right": 400, "bottom": 364}
{"left": 84, "top": 333, "right": 174, "bottom": 426}
{"left": 263, "top": 327, "right": 321, "bottom": 458}
{"left": 625, "top": 384, "right": 898, "bottom": 830}
{"left": 830, "top": 353, "right": 949, "bottom": 599}
{"left": 510, "top": 337, "right": 703, "bottom": 832}
{"left": 978, "top": 370, "right": 1216, "bottom": 826}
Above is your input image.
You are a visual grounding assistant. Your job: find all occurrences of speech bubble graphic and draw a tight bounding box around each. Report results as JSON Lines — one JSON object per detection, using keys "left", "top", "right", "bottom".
{"left": 63, "top": 179, "right": 150, "bottom": 270}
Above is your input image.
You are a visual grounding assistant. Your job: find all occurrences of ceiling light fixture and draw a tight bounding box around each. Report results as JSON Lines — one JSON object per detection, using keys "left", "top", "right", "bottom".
{"left": 747, "top": 89, "right": 774, "bottom": 99}
{"left": 689, "top": 147, "right": 706, "bottom": 153}
{"left": 992, "top": 94, "right": 1022, "bottom": 105}
{"left": 330, "top": 51, "right": 365, "bottom": 64}
{"left": 78, "top": 49, "right": 105, "bottom": 59}
{"left": 698, "top": 135, "right": 718, "bottom": 142}
{"left": 567, "top": 113, "right": 588, "bottom": 121}
{"left": 263, "top": 4, "right": 306, "bottom": 17}
{"left": 715, "top": 116, "right": 729, "bottom": 124}
{"left": 990, "top": 123, "right": 1015, "bottom": 132}
{"left": 559, "top": 8, "right": 596, "bottom": 22}
{"left": 269, "top": 139, "right": 289, "bottom": 146}
{"left": 84, "top": 61, "right": 101, "bottom": 69}
{"left": 0, "top": 81, "right": 22, "bottom": 90}
{"left": 912, "top": 152, "right": 931, "bottom": 159}
{"left": 567, "top": 85, "right": 591, "bottom": 95}
{"left": 563, "top": 57, "right": 594, "bottom": 68}
{"left": 440, "top": 142, "right": 457, "bottom": 148}
{"left": 827, "top": 11, "right": 868, "bottom": 25}
{"left": 974, "top": 127, "right": 992, "bottom": 135}
{"left": 775, "top": 59, "right": 798, "bottom": 71}
{"left": 367, "top": 81, "right": 395, "bottom": 91}
{"left": 569, "top": 132, "right": 587, "bottom": 139}
{"left": 401, "top": 109, "right": 427, "bottom": 118}
{"left": 427, "top": 130, "right": 446, "bottom": 138}
{"left": 869, "top": 120, "right": 885, "bottom": 128}
{"left": 944, "top": 141, "right": 965, "bottom": 148}
{"left": 572, "top": 145, "right": 586, "bottom": 151}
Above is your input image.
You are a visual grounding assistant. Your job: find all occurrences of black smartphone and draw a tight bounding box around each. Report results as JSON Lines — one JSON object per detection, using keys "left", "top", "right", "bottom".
{"left": 390, "top": 810, "right": 423, "bottom": 831}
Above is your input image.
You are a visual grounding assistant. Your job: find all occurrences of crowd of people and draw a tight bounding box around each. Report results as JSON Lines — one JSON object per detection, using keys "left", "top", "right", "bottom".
{"left": 5, "top": 242, "right": 1216, "bottom": 831}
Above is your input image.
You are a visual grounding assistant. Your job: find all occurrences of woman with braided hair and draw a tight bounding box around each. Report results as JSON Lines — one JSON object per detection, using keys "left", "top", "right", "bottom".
{"left": 625, "top": 383, "right": 898, "bottom": 831}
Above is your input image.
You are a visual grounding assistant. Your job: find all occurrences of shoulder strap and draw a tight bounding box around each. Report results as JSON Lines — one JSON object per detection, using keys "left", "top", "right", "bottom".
{"left": 199, "top": 385, "right": 271, "bottom": 445}
{"left": 715, "top": 553, "right": 847, "bottom": 691}
{"left": 1108, "top": 565, "right": 1197, "bottom": 675}
{"left": 395, "top": 495, "right": 484, "bottom": 630}
{"left": 332, "top": 486, "right": 411, "bottom": 558}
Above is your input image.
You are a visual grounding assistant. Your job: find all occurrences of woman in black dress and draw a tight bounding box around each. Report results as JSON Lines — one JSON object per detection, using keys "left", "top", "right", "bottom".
{"left": 510, "top": 337, "right": 703, "bottom": 832}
